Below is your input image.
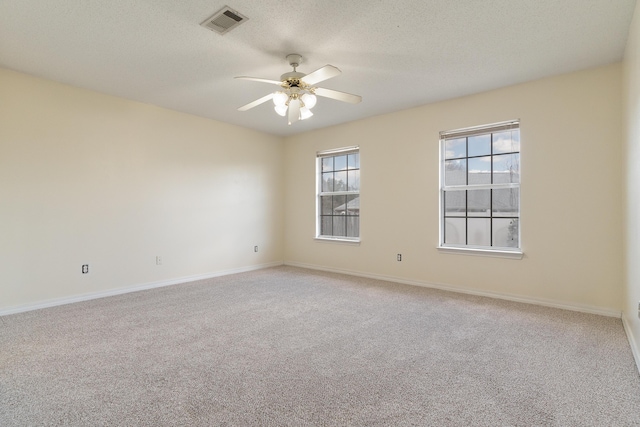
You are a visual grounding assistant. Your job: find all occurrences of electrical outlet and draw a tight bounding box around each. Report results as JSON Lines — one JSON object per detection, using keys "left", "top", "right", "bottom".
{"left": 82, "top": 264, "right": 89, "bottom": 274}
{"left": 254, "top": 246, "right": 258, "bottom": 252}
{"left": 397, "top": 254, "right": 402, "bottom": 261}
{"left": 156, "top": 256, "right": 162, "bottom": 265}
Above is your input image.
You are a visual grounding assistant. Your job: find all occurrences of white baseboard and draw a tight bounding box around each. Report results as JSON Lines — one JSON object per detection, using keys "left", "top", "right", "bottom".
{"left": 622, "top": 315, "right": 640, "bottom": 375}
{"left": 0, "top": 262, "right": 284, "bottom": 316}
{"left": 2, "top": 260, "right": 623, "bottom": 322}
{"left": 284, "top": 261, "right": 622, "bottom": 318}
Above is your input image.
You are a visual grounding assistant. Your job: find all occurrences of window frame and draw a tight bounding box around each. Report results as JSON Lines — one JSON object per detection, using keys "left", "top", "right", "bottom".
{"left": 438, "top": 120, "right": 522, "bottom": 258}
{"left": 316, "top": 146, "right": 360, "bottom": 243}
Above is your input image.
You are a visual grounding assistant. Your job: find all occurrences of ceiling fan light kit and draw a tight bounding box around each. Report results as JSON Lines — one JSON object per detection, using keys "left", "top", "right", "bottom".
{"left": 236, "top": 54, "right": 362, "bottom": 125}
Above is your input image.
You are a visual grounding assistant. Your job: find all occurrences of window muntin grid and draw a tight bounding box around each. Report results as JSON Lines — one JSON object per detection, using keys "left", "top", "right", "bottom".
{"left": 317, "top": 148, "right": 360, "bottom": 240}
{"left": 441, "top": 123, "right": 520, "bottom": 250}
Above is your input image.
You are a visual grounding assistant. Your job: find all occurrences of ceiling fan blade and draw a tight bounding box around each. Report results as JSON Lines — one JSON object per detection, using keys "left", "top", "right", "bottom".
{"left": 314, "top": 87, "right": 362, "bottom": 104}
{"left": 301, "top": 65, "right": 341, "bottom": 85}
{"left": 238, "top": 93, "right": 274, "bottom": 111}
{"left": 235, "top": 76, "right": 283, "bottom": 86}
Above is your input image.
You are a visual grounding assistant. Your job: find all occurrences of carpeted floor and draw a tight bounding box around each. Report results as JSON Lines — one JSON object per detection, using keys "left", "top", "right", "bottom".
{"left": 1, "top": 266, "right": 639, "bottom": 426}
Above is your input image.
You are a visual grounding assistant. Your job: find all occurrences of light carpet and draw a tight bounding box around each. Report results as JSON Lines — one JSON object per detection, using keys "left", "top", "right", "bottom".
{"left": 1, "top": 266, "right": 639, "bottom": 426}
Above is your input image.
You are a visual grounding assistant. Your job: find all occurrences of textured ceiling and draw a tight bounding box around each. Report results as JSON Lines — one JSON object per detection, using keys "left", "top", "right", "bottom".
{"left": 0, "top": 0, "right": 636, "bottom": 136}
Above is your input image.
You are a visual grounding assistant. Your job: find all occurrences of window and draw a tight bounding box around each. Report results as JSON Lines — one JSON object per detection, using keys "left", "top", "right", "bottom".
{"left": 317, "top": 147, "right": 360, "bottom": 241}
{"left": 440, "top": 121, "right": 520, "bottom": 254}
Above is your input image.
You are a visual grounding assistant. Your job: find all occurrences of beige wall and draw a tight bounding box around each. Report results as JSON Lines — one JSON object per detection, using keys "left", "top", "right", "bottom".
{"left": 0, "top": 68, "right": 284, "bottom": 312}
{"left": 284, "top": 64, "right": 623, "bottom": 314}
{"left": 624, "top": 2, "right": 640, "bottom": 368}
{"left": 0, "top": 59, "right": 628, "bottom": 323}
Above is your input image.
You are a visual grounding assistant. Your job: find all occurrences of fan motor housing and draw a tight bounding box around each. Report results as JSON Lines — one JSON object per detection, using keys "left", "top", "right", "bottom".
{"left": 280, "top": 71, "right": 307, "bottom": 89}
{"left": 280, "top": 71, "right": 306, "bottom": 83}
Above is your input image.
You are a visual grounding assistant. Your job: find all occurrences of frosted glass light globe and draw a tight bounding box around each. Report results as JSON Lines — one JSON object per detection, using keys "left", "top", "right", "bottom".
{"left": 301, "top": 93, "right": 317, "bottom": 109}
{"left": 274, "top": 105, "right": 288, "bottom": 116}
{"left": 273, "top": 91, "right": 289, "bottom": 107}
{"left": 300, "top": 107, "right": 313, "bottom": 120}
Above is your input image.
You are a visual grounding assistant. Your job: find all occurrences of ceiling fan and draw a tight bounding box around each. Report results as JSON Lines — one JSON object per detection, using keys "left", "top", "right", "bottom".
{"left": 235, "top": 54, "right": 362, "bottom": 125}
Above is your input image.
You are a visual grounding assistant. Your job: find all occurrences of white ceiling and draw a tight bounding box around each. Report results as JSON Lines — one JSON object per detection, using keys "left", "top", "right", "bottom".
{"left": 0, "top": 1, "right": 636, "bottom": 136}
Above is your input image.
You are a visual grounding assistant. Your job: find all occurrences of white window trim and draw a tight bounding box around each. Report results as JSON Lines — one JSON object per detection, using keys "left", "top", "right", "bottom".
{"left": 438, "top": 120, "right": 522, "bottom": 256}
{"left": 437, "top": 246, "right": 523, "bottom": 259}
{"left": 315, "top": 236, "right": 361, "bottom": 244}
{"left": 316, "top": 146, "right": 361, "bottom": 242}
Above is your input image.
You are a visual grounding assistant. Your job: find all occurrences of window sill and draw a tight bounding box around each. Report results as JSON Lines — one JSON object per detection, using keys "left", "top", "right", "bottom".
{"left": 315, "top": 237, "right": 361, "bottom": 245}
{"left": 437, "top": 246, "right": 523, "bottom": 259}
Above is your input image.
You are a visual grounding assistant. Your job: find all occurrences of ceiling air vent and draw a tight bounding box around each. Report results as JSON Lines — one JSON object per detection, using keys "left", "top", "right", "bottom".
{"left": 200, "top": 6, "right": 248, "bottom": 35}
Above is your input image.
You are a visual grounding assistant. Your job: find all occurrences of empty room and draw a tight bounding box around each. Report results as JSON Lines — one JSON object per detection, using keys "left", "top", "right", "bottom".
{"left": 2, "top": 1, "right": 640, "bottom": 425}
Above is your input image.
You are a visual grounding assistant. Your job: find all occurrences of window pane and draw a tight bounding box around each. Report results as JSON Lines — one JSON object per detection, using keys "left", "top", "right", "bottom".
{"left": 333, "top": 215, "right": 346, "bottom": 237}
{"left": 345, "top": 195, "right": 360, "bottom": 216}
{"left": 445, "top": 159, "right": 466, "bottom": 185}
{"left": 347, "top": 170, "right": 360, "bottom": 191}
{"left": 467, "top": 218, "right": 491, "bottom": 246}
{"left": 322, "top": 172, "right": 333, "bottom": 192}
{"left": 444, "top": 190, "right": 465, "bottom": 217}
{"left": 493, "top": 218, "right": 519, "bottom": 248}
{"left": 348, "top": 153, "right": 359, "bottom": 169}
{"left": 468, "top": 134, "right": 491, "bottom": 157}
{"left": 493, "top": 153, "right": 520, "bottom": 184}
{"left": 321, "top": 196, "right": 333, "bottom": 215}
{"left": 444, "top": 218, "right": 466, "bottom": 245}
{"left": 347, "top": 216, "right": 359, "bottom": 238}
{"left": 322, "top": 157, "right": 333, "bottom": 172}
{"left": 467, "top": 189, "right": 490, "bottom": 217}
{"left": 321, "top": 216, "right": 332, "bottom": 236}
{"left": 492, "top": 188, "right": 519, "bottom": 217}
{"left": 334, "top": 171, "right": 347, "bottom": 191}
{"left": 334, "top": 155, "right": 347, "bottom": 171}
{"left": 468, "top": 157, "right": 491, "bottom": 185}
{"left": 493, "top": 130, "right": 520, "bottom": 154}
{"left": 332, "top": 195, "right": 347, "bottom": 214}
{"left": 445, "top": 138, "right": 466, "bottom": 159}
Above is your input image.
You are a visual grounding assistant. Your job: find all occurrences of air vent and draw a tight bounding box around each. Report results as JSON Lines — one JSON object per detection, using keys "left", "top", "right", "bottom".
{"left": 200, "top": 6, "right": 248, "bottom": 35}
